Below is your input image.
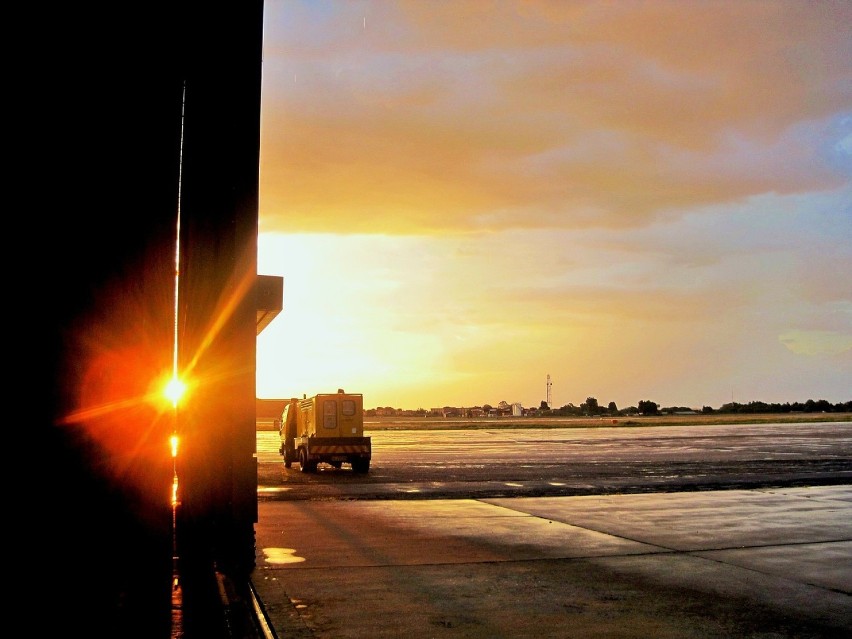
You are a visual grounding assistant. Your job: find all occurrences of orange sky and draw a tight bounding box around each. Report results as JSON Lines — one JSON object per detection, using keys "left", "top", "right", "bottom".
{"left": 256, "top": 0, "right": 851, "bottom": 411}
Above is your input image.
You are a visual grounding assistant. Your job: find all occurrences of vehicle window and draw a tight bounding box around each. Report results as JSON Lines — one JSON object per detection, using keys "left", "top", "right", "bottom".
{"left": 323, "top": 400, "right": 337, "bottom": 429}
{"left": 342, "top": 400, "right": 356, "bottom": 416}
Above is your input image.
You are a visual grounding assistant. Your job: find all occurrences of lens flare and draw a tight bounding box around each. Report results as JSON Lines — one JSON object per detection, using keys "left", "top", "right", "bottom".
{"left": 171, "top": 474, "right": 180, "bottom": 507}
{"left": 165, "top": 377, "right": 187, "bottom": 407}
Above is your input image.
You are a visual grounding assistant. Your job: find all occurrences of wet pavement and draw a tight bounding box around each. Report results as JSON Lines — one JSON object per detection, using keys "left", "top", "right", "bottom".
{"left": 249, "top": 485, "right": 851, "bottom": 638}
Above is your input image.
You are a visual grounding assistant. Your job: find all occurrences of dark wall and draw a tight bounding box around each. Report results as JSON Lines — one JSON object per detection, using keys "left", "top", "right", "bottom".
{"left": 35, "top": 3, "right": 263, "bottom": 636}
{"left": 176, "top": 0, "right": 264, "bottom": 588}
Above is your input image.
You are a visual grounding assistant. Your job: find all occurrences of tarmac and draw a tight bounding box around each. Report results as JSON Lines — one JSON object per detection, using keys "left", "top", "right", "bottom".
{"left": 243, "top": 485, "right": 852, "bottom": 638}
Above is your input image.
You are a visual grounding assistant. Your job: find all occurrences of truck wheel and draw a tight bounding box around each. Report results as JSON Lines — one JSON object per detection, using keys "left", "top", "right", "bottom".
{"left": 299, "top": 449, "right": 318, "bottom": 473}
{"left": 284, "top": 460, "right": 292, "bottom": 469}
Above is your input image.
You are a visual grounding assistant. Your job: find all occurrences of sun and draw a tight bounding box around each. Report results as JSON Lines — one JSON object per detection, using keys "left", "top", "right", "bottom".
{"left": 164, "top": 376, "right": 188, "bottom": 407}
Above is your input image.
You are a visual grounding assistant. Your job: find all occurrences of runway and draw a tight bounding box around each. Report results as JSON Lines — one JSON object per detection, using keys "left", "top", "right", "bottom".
{"left": 251, "top": 485, "right": 852, "bottom": 638}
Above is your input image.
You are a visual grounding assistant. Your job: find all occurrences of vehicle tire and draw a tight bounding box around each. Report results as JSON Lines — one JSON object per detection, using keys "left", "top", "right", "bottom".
{"left": 284, "top": 460, "right": 291, "bottom": 469}
{"left": 352, "top": 459, "right": 370, "bottom": 474}
{"left": 299, "top": 448, "right": 309, "bottom": 473}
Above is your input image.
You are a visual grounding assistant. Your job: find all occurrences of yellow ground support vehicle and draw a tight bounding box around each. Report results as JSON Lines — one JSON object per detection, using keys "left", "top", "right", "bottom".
{"left": 278, "top": 390, "right": 371, "bottom": 473}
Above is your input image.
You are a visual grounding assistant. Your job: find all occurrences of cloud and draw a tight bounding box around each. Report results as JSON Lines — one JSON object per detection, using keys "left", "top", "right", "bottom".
{"left": 779, "top": 330, "right": 852, "bottom": 356}
{"left": 256, "top": 2, "right": 852, "bottom": 409}
{"left": 260, "top": 1, "right": 852, "bottom": 235}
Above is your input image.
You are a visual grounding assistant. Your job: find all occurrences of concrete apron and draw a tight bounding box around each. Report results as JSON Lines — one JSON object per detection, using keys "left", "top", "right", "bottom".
{"left": 251, "top": 486, "right": 852, "bottom": 638}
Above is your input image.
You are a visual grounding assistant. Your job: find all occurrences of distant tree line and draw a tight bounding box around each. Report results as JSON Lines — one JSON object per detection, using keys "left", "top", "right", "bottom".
{"left": 703, "top": 399, "right": 852, "bottom": 414}
{"left": 540, "top": 397, "right": 852, "bottom": 417}
{"left": 365, "top": 397, "right": 851, "bottom": 417}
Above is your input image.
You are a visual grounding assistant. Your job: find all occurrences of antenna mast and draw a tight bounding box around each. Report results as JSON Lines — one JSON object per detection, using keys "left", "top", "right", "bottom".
{"left": 546, "top": 374, "right": 552, "bottom": 409}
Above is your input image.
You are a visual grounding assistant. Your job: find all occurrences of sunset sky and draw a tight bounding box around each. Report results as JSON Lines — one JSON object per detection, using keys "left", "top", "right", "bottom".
{"left": 255, "top": 0, "right": 851, "bottom": 411}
